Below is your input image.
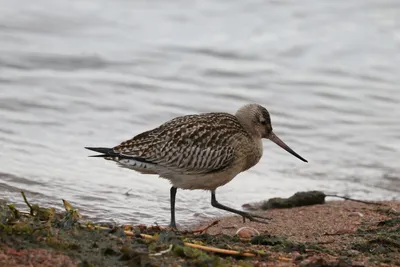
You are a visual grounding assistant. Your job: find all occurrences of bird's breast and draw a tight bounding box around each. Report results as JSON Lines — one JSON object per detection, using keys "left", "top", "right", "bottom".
{"left": 240, "top": 138, "right": 263, "bottom": 172}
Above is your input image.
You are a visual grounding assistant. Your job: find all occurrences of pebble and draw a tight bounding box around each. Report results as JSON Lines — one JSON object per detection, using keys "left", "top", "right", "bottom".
{"left": 235, "top": 227, "right": 260, "bottom": 239}
{"left": 346, "top": 249, "right": 360, "bottom": 256}
{"left": 349, "top": 212, "right": 364, "bottom": 217}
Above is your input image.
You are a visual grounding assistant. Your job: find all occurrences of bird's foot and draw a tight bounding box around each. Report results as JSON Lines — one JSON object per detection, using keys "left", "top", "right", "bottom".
{"left": 168, "top": 222, "right": 178, "bottom": 231}
{"left": 242, "top": 212, "right": 271, "bottom": 224}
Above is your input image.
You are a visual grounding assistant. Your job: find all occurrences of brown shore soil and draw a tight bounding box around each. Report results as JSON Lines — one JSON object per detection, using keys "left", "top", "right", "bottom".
{"left": 0, "top": 194, "right": 399, "bottom": 267}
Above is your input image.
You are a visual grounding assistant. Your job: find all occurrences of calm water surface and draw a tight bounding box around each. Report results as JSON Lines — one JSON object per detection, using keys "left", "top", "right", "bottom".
{"left": 1, "top": 0, "right": 399, "bottom": 225}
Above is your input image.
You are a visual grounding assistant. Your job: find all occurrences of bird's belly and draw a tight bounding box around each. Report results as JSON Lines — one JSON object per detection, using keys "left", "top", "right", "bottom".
{"left": 116, "top": 159, "right": 159, "bottom": 174}
{"left": 164, "top": 169, "right": 240, "bottom": 190}
{"left": 115, "top": 158, "right": 244, "bottom": 190}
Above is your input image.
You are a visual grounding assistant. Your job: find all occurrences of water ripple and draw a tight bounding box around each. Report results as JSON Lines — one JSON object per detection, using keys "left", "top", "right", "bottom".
{"left": 0, "top": 0, "right": 399, "bottom": 225}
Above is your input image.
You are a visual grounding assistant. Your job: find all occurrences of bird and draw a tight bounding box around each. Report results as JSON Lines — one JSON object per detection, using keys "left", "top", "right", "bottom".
{"left": 85, "top": 103, "right": 308, "bottom": 229}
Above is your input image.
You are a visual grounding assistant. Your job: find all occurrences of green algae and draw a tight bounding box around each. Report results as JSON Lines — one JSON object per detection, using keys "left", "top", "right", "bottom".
{"left": 377, "top": 217, "right": 400, "bottom": 227}
{"left": 0, "top": 194, "right": 262, "bottom": 266}
{"left": 350, "top": 210, "right": 400, "bottom": 265}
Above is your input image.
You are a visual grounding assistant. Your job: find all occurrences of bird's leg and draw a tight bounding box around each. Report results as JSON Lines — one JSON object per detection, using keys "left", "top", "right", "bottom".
{"left": 211, "top": 190, "right": 271, "bottom": 223}
{"left": 169, "top": 186, "right": 178, "bottom": 229}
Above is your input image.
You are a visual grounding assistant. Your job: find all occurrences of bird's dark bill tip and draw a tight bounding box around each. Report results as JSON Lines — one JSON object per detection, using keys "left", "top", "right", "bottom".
{"left": 269, "top": 132, "right": 308, "bottom": 163}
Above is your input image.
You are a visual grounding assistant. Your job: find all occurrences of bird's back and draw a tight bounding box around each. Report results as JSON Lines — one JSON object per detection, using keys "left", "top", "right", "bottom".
{"left": 113, "top": 112, "right": 249, "bottom": 175}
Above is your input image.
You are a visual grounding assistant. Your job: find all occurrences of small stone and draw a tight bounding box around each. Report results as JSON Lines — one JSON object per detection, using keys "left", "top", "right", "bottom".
{"left": 347, "top": 249, "right": 360, "bottom": 256}
{"left": 349, "top": 212, "right": 364, "bottom": 217}
{"left": 235, "top": 227, "right": 260, "bottom": 239}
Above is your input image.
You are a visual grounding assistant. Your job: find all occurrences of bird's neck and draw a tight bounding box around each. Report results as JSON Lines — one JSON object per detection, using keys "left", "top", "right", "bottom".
{"left": 242, "top": 138, "right": 264, "bottom": 172}
{"left": 235, "top": 112, "right": 261, "bottom": 139}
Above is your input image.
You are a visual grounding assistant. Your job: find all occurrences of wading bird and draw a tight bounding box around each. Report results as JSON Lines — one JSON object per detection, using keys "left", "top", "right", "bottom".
{"left": 85, "top": 104, "right": 307, "bottom": 229}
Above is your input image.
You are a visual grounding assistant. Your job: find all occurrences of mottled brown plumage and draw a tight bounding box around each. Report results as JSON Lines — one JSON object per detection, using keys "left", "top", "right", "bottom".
{"left": 115, "top": 113, "right": 242, "bottom": 175}
{"left": 86, "top": 103, "right": 307, "bottom": 228}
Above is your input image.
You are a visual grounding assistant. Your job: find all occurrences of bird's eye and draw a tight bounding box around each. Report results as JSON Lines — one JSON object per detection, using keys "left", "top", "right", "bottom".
{"left": 260, "top": 119, "right": 267, "bottom": 125}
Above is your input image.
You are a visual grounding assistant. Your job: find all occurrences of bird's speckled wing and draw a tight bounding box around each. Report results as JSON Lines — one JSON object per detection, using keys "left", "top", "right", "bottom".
{"left": 113, "top": 113, "right": 247, "bottom": 174}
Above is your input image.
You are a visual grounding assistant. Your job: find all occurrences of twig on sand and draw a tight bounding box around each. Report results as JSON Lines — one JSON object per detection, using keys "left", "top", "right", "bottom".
{"left": 178, "top": 241, "right": 257, "bottom": 257}
{"left": 323, "top": 229, "right": 354, "bottom": 236}
{"left": 183, "top": 220, "right": 220, "bottom": 234}
{"left": 150, "top": 244, "right": 173, "bottom": 256}
{"left": 277, "top": 256, "right": 292, "bottom": 262}
{"left": 325, "top": 194, "right": 385, "bottom": 206}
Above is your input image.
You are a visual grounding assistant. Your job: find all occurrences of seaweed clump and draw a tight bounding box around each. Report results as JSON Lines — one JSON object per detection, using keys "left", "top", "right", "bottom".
{"left": 350, "top": 208, "right": 400, "bottom": 265}
{"left": 261, "top": 191, "right": 326, "bottom": 210}
{"left": 0, "top": 193, "right": 268, "bottom": 266}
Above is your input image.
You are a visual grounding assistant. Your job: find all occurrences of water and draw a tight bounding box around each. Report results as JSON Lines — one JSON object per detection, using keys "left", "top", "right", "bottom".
{"left": 1, "top": 0, "right": 399, "bottom": 226}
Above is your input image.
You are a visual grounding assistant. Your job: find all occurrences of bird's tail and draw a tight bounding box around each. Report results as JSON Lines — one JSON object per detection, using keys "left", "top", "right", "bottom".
{"left": 85, "top": 146, "right": 153, "bottom": 164}
{"left": 85, "top": 147, "right": 118, "bottom": 158}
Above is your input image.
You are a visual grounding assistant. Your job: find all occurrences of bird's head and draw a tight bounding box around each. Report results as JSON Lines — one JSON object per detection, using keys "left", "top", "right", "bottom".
{"left": 235, "top": 103, "right": 308, "bottom": 163}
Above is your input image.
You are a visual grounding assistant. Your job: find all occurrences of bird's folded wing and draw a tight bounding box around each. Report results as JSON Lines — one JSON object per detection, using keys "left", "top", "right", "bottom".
{"left": 113, "top": 113, "right": 241, "bottom": 174}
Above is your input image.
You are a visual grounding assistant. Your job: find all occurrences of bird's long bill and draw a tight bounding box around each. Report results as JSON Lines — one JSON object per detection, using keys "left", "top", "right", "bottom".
{"left": 269, "top": 132, "right": 308, "bottom": 163}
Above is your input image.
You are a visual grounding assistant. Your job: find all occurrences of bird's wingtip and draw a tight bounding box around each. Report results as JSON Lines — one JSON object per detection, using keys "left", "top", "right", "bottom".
{"left": 84, "top": 147, "right": 114, "bottom": 154}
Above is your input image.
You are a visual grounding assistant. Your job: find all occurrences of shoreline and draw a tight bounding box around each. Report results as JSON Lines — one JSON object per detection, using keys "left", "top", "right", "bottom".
{"left": 1, "top": 196, "right": 399, "bottom": 266}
